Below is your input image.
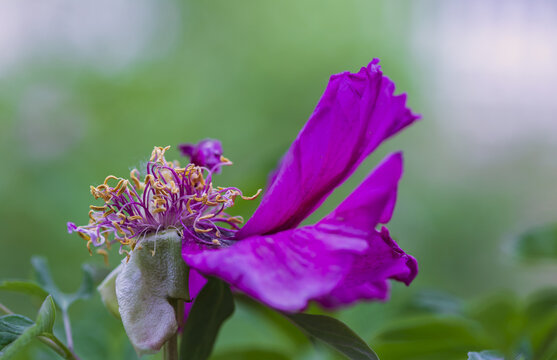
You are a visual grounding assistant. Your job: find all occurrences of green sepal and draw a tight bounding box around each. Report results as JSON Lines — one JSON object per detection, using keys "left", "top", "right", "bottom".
{"left": 180, "top": 277, "right": 235, "bottom": 360}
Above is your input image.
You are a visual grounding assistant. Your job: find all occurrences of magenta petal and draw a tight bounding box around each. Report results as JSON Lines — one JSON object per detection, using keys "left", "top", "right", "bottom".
{"left": 183, "top": 228, "right": 367, "bottom": 312}
{"left": 317, "top": 152, "right": 403, "bottom": 231}
{"left": 239, "top": 60, "right": 420, "bottom": 238}
{"left": 183, "top": 269, "right": 207, "bottom": 321}
{"left": 316, "top": 227, "right": 418, "bottom": 309}
{"left": 183, "top": 153, "right": 410, "bottom": 311}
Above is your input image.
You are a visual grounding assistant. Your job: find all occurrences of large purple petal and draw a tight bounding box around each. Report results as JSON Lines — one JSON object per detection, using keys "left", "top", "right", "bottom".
{"left": 238, "top": 59, "right": 420, "bottom": 238}
{"left": 183, "top": 227, "right": 366, "bottom": 311}
{"left": 313, "top": 153, "right": 417, "bottom": 307}
{"left": 316, "top": 226, "right": 418, "bottom": 309}
{"left": 183, "top": 269, "right": 207, "bottom": 321}
{"left": 184, "top": 153, "right": 410, "bottom": 311}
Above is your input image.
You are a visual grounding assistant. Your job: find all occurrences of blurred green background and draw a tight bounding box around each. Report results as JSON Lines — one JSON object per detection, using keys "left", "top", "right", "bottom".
{"left": 1, "top": 0, "right": 556, "bottom": 359}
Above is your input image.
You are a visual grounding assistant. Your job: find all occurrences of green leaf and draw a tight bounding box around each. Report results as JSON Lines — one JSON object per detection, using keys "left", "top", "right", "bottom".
{"left": 0, "top": 280, "right": 49, "bottom": 300}
{"left": 31, "top": 256, "right": 95, "bottom": 310}
{"left": 515, "top": 223, "right": 557, "bottom": 261}
{"left": 0, "top": 314, "right": 34, "bottom": 350}
{"left": 467, "top": 350, "right": 504, "bottom": 360}
{"left": 411, "top": 290, "right": 463, "bottom": 315}
{"left": 371, "top": 315, "right": 490, "bottom": 360}
{"left": 284, "top": 312, "right": 380, "bottom": 360}
{"left": 180, "top": 277, "right": 235, "bottom": 360}
{"left": 35, "top": 294, "right": 56, "bottom": 333}
{"left": 466, "top": 293, "right": 524, "bottom": 355}
{"left": 0, "top": 295, "right": 56, "bottom": 359}
{"left": 211, "top": 349, "right": 291, "bottom": 360}
{"left": 525, "top": 288, "right": 557, "bottom": 323}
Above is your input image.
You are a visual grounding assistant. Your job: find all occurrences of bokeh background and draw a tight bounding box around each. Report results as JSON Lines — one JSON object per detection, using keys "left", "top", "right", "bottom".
{"left": 1, "top": 0, "right": 556, "bottom": 359}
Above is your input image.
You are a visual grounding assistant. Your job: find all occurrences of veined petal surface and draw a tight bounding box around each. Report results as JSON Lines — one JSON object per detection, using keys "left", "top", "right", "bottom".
{"left": 239, "top": 59, "right": 420, "bottom": 238}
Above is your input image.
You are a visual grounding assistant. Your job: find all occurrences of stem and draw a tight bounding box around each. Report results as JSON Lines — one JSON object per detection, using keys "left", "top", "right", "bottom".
{"left": 38, "top": 333, "right": 80, "bottom": 360}
{"left": 0, "top": 301, "right": 13, "bottom": 314}
{"left": 163, "top": 299, "right": 179, "bottom": 360}
{"left": 62, "top": 310, "right": 74, "bottom": 352}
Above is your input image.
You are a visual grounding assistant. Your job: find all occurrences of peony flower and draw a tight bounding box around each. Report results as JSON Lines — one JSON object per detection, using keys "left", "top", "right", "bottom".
{"left": 68, "top": 59, "right": 419, "bottom": 354}
{"left": 181, "top": 59, "right": 419, "bottom": 311}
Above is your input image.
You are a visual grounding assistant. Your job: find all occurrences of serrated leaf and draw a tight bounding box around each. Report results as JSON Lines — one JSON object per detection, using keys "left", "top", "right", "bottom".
{"left": 31, "top": 256, "right": 95, "bottom": 311}
{"left": 284, "top": 312, "right": 379, "bottom": 360}
{"left": 0, "top": 295, "right": 56, "bottom": 359}
{"left": 180, "top": 277, "right": 235, "bottom": 360}
{"left": 0, "top": 280, "right": 49, "bottom": 300}
{"left": 467, "top": 350, "right": 504, "bottom": 360}
{"left": 515, "top": 224, "right": 557, "bottom": 261}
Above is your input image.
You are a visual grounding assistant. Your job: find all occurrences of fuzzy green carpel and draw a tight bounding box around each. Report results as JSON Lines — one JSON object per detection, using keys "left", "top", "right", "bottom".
{"left": 114, "top": 230, "right": 187, "bottom": 356}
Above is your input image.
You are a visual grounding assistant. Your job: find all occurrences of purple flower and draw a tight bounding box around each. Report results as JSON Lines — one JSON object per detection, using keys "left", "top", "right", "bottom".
{"left": 181, "top": 59, "right": 420, "bottom": 312}
{"left": 178, "top": 139, "right": 224, "bottom": 171}
{"left": 67, "top": 145, "right": 257, "bottom": 258}
{"left": 68, "top": 59, "right": 419, "bottom": 322}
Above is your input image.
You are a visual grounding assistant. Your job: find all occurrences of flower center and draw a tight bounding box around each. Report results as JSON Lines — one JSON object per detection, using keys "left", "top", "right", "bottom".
{"left": 68, "top": 146, "right": 261, "bottom": 263}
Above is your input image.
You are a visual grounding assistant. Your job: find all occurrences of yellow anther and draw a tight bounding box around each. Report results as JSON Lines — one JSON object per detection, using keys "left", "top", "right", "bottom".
{"left": 130, "top": 169, "right": 141, "bottom": 189}
{"left": 150, "top": 147, "right": 159, "bottom": 161}
{"left": 90, "top": 205, "right": 107, "bottom": 211}
{"left": 118, "top": 213, "right": 127, "bottom": 221}
{"left": 215, "top": 195, "right": 228, "bottom": 204}
{"left": 194, "top": 226, "right": 213, "bottom": 233}
{"left": 127, "top": 215, "right": 142, "bottom": 221}
{"left": 220, "top": 155, "right": 232, "bottom": 164}
{"left": 154, "top": 198, "right": 166, "bottom": 206}
{"left": 127, "top": 226, "right": 135, "bottom": 236}
{"left": 212, "top": 239, "right": 221, "bottom": 246}
{"left": 144, "top": 174, "right": 154, "bottom": 186}
{"left": 152, "top": 207, "right": 166, "bottom": 214}
{"left": 88, "top": 210, "right": 96, "bottom": 222}
{"left": 186, "top": 198, "right": 194, "bottom": 214}
{"left": 198, "top": 213, "right": 215, "bottom": 220}
{"left": 169, "top": 180, "right": 179, "bottom": 194}
{"left": 228, "top": 216, "right": 244, "bottom": 224}
{"left": 78, "top": 232, "right": 91, "bottom": 241}
{"left": 205, "top": 199, "right": 218, "bottom": 206}
{"left": 112, "top": 221, "right": 125, "bottom": 235}
{"left": 241, "top": 189, "right": 262, "bottom": 201}
{"left": 104, "top": 175, "right": 119, "bottom": 185}
{"left": 103, "top": 209, "right": 115, "bottom": 217}
{"left": 86, "top": 240, "right": 93, "bottom": 256}
{"left": 96, "top": 249, "right": 109, "bottom": 266}
{"left": 116, "top": 180, "right": 128, "bottom": 196}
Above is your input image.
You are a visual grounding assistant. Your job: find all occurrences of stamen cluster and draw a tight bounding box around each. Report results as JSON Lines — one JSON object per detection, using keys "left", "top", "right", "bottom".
{"left": 68, "top": 146, "right": 260, "bottom": 262}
